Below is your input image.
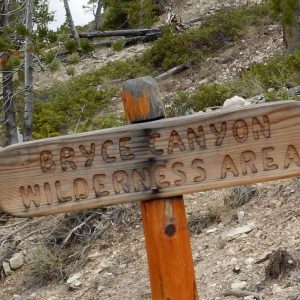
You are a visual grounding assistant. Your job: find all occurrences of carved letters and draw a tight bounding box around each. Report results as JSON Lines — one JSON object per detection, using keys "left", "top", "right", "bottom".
{"left": 16, "top": 112, "right": 300, "bottom": 212}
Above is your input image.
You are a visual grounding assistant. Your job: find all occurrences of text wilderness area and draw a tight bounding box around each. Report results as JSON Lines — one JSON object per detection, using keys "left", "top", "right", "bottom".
{"left": 1, "top": 101, "right": 300, "bottom": 217}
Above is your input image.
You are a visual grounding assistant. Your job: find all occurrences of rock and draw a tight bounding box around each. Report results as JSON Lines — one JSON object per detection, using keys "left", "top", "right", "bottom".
{"left": 288, "top": 86, "right": 300, "bottom": 96}
{"left": 87, "top": 252, "right": 100, "bottom": 261}
{"left": 237, "top": 211, "right": 245, "bottom": 222}
{"left": 98, "top": 285, "right": 105, "bottom": 292}
{"left": 224, "top": 224, "right": 255, "bottom": 241}
{"left": 3, "top": 261, "right": 12, "bottom": 276}
{"left": 95, "top": 259, "right": 113, "bottom": 274}
{"left": 12, "top": 295, "right": 22, "bottom": 300}
{"left": 231, "top": 280, "right": 247, "bottom": 290}
{"left": 245, "top": 257, "right": 255, "bottom": 265}
{"left": 102, "top": 272, "right": 113, "bottom": 278}
{"left": 67, "top": 273, "right": 82, "bottom": 289}
{"left": 119, "top": 263, "right": 127, "bottom": 269}
{"left": 233, "top": 266, "right": 241, "bottom": 274}
{"left": 223, "top": 96, "right": 246, "bottom": 108}
{"left": 272, "top": 284, "right": 282, "bottom": 294}
{"left": 206, "top": 228, "right": 218, "bottom": 235}
{"left": 9, "top": 253, "right": 24, "bottom": 270}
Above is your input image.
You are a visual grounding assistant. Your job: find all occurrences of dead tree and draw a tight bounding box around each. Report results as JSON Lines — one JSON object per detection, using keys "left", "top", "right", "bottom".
{"left": 63, "top": 0, "right": 80, "bottom": 48}
{"left": 23, "top": 0, "right": 34, "bottom": 141}
{"left": 0, "top": 0, "right": 19, "bottom": 145}
{"left": 94, "top": 0, "right": 104, "bottom": 30}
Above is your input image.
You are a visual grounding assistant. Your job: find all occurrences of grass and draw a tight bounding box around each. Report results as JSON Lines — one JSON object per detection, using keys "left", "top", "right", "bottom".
{"left": 32, "top": 2, "right": 277, "bottom": 138}
{"left": 140, "top": 3, "right": 271, "bottom": 70}
{"left": 168, "top": 49, "right": 300, "bottom": 116}
{"left": 32, "top": 59, "right": 153, "bottom": 138}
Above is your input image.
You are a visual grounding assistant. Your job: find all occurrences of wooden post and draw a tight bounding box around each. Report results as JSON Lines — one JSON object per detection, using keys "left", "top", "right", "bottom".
{"left": 122, "top": 77, "right": 199, "bottom": 300}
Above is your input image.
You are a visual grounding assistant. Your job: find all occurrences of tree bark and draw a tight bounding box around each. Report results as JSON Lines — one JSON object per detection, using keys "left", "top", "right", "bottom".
{"left": 23, "top": 0, "right": 34, "bottom": 141}
{"left": 63, "top": 0, "right": 81, "bottom": 49}
{"left": 283, "top": 25, "right": 300, "bottom": 50}
{"left": 3, "top": 72, "right": 19, "bottom": 145}
{"left": 94, "top": 0, "right": 104, "bottom": 30}
{"left": 79, "top": 28, "right": 161, "bottom": 38}
{"left": 1, "top": 0, "right": 19, "bottom": 145}
{"left": 283, "top": 2, "right": 300, "bottom": 50}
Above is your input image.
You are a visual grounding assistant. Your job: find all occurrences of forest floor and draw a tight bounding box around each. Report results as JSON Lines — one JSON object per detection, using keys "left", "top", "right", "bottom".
{"left": 0, "top": 0, "right": 299, "bottom": 300}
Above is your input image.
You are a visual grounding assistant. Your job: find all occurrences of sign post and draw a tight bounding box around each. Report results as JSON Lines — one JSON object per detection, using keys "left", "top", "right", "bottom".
{"left": 1, "top": 76, "right": 300, "bottom": 298}
{"left": 122, "top": 77, "right": 198, "bottom": 300}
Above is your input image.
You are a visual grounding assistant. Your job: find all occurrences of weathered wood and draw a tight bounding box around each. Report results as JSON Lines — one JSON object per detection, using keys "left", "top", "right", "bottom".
{"left": 24, "top": 0, "right": 34, "bottom": 141}
{"left": 79, "top": 14, "right": 204, "bottom": 39}
{"left": 79, "top": 28, "right": 161, "bottom": 38}
{"left": 224, "top": 290, "right": 262, "bottom": 300}
{"left": 141, "top": 197, "right": 198, "bottom": 300}
{"left": 155, "top": 63, "right": 189, "bottom": 81}
{"left": 122, "top": 76, "right": 198, "bottom": 300}
{"left": 1, "top": 100, "right": 300, "bottom": 217}
{"left": 63, "top": 0, "right": 80, "bottom": 48}
{"left": 122, "top": 77, "right": 165, "bottom": 123}
{"left": 92, "top": 33, "right": 161, "bottom": 48}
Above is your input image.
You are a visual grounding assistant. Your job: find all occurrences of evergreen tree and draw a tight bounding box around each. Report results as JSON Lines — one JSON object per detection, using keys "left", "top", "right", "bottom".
{"left": 102, "top": 0, "right": 158, "bottom": 30}
{"left": 270, "top": 0, "right": 300, "bottom": 50}
{"left": 0, "top": 0, "right": 53, "bottom": 144}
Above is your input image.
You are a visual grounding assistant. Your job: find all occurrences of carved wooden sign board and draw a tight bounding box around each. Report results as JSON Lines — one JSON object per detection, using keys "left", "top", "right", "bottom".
{"left": 0, "top": 101, "right": 300, "bottom": 217}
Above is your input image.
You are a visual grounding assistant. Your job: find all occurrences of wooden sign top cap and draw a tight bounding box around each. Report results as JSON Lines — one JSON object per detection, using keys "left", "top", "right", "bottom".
{"left": 122, "top": 76, "right": 165, "bottom": 123}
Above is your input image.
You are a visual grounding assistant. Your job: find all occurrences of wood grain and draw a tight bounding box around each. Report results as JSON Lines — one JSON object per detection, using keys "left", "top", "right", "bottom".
{"left": 122, "top": 76, "right": 198, "bottom": 300}
{"left": 0, "top": 100, "right": 300, "bottom": 217}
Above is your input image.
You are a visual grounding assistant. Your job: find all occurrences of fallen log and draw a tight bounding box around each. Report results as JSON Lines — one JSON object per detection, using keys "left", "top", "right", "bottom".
{"left": 155, "top": 64, "right": 189, "bottom": 81}
{"left": 79, "top": 15, "right": 204, "bottom": 39}
{"left": 92, "top": 33, "right": 161, "bottom": 48}
{"left": 79, "top": 28, "right": 161, "bottom": 39}
{"left": 224, "top": 290, "right": 262, "bottom": 300}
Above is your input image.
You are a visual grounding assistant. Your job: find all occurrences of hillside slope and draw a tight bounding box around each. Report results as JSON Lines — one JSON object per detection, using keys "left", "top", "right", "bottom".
{"left": 0, "top": 1, "right": 299, "bottom": 300}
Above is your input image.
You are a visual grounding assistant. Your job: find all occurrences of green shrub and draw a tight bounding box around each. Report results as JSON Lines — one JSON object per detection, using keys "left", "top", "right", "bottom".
{"left": 57, "top": 32, "right": 68, "bottom": 42}
{"left": 269, "top": 0, "right": 300, "bottom": 26}
{"left": 168, "top": 84, "right": 232, "bottom": 116}
{"left": 140, "top": 3, "right": 270, "bottom": 70}
{"left": 30, "top": 245, "right": 64, "bottom": 284}
{"left": 102, "top": 0, "right": 157, "bottom": 30}
{"left": 47, "top": 30, "right": 58, "bottom": 43}
{"left": 69, "top": 52, "right": 80, "bottom": 64}
{"left": 42, "top": 52, "right": 55, "bottom": 64}
{"left": 47, "top": 59, "right": 60, "bottom": 71}
{"left": 64, "top": 38, "right": 77, "bottom": 53}
{"left": 80, "top": 38, "right": 93, "bottom": 53}
{"left": 4, "top": 55, "right": 22, "bottom": 70}
{"left": 76, "top": 114, "right": 125, "bottom": 133}
{"left": 33, "top": 83, "right": 117, "bottom": 139}
{"left": 170, "top": 49, "right": 300, "bottom": 115}
{"left": 112, "top": 38, "right": 126, "bottom": 51}
{"left": 126, "top": 0, "right": 158, "bottom": 28}
{"left": 66, "top": 66, "right": 76, "bottom": 77}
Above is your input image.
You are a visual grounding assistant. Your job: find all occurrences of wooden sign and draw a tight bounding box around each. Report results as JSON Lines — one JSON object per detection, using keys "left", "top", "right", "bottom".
{"left": 1, "top": 101, "right": 300, "bottom": 217}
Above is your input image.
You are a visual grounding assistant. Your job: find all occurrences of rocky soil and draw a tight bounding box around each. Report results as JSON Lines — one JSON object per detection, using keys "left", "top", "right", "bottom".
{"left": 0, "top": 0, "right": 299, "bottom": 300}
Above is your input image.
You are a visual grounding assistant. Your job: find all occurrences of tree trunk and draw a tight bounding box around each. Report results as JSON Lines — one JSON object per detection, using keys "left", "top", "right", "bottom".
{"left": 94, "top": 0, "right": 104, "bottom": 30}
{"left": 79, "top": 28, "right": 161, "bottom": 38}
{"left": 283, "top": 25, "right": 300, "bottom": 50}
{"left": 63, "top": 0, "right": 81, "bottom": 48}
{"left": 1, "top": 0, "right": 19, "bottom": 145}
{"left": 283, "top": 2, "right": 300, "bottom": 50}
{"left": 23, "top": 0, "right": 34, "bottom": 141}
{"left": 3, "top": 72, "right": 19, "bottom": 145}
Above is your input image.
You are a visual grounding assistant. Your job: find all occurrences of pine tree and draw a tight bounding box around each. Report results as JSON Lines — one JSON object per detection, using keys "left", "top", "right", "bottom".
{"left": 270, "top": 0, "right": 300, "bottom": 50}
{"left": 0, "top": 0, "right": 53, "bottom": 144}
{"left": 63, "top": 0, "right": 80, "bottom": 48}
{"left": 0, "top": 0, "right": 24, "bottom": 144}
